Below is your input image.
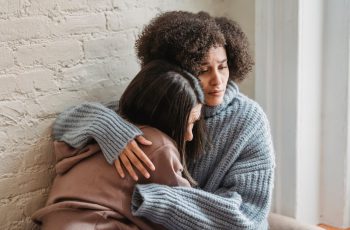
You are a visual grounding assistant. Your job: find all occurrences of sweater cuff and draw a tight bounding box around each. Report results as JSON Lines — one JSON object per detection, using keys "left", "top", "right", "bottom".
{"left": 91, "top": 118, "right": 143, "bottom": 164}
{"left": 131, "top": 184, "right": 177, "bottom": 219}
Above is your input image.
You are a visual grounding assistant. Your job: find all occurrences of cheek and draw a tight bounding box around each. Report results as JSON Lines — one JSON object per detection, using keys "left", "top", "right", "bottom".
{"left": 197, "top": 75, "right": 209, "bottom": 88}
{"left": 222, "top": 69, "right": 230, "bottom": 82}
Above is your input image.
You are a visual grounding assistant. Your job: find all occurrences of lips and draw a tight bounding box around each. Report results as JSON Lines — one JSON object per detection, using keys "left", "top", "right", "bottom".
{"left": 208, "top": 90, "right": 224, "bottom": 96}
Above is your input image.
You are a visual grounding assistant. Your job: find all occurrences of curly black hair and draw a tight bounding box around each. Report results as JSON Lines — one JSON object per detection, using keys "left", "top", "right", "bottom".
{"left": 135, "top": 11, "right": 254, "bottom": 81}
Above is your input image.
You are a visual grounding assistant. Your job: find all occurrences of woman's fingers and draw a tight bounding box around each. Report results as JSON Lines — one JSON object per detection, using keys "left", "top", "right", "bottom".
{"left": 115, "top": 137, "right": 156, "bottom": 180}
{"left": 124, "top": 146, "right": 151, "bottom": 179}
{"left": 135, "top": 135, "right": 153, "bottom": 145}
{"left": 120, "top": 151, "right": 138, "bottom": 181}
{"left": 130, "top": 140, "right": 155, "bottom": 171}
{"left": 114, "top": 158, "right": 125, "bottom": 178}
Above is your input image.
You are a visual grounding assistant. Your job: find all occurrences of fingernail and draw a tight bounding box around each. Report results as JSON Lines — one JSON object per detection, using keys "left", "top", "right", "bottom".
{"left": 145, "top": 173, "right": 150, "bottom": 178}
{"left": 134, "top": 177, "right": 139, "bottom": 181}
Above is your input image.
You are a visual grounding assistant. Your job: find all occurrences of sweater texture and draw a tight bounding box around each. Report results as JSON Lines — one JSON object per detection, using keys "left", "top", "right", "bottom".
{"left": 53, "top": 80, "right": 275, "bottom": 230}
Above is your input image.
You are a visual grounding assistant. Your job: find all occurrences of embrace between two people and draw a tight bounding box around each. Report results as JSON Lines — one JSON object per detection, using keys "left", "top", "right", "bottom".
{"left": 33, "top": 11, "right": 275, "bottom": 230}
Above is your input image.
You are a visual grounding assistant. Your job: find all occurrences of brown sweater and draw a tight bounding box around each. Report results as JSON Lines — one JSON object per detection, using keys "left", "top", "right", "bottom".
{"left": 32, "top": 126, "right": 190, "bottom": 230}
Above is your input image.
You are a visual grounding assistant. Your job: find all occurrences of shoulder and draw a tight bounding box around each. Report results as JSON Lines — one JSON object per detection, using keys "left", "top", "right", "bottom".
{"left": 138, "top": 126, "right": 178, "bottom": 153}
{"left": 231, "top": 92, "right": 270, "bottom": 128}
{"left": 215, "top": 91, "right": 272, "bottom": 142}
{"left": 230, "top": 94, "right": 275, "bottom": 166}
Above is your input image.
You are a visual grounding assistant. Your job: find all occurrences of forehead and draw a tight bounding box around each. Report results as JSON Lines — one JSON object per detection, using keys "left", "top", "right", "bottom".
{"left": 202, "top": 46, "right": 227, "bottom": 64}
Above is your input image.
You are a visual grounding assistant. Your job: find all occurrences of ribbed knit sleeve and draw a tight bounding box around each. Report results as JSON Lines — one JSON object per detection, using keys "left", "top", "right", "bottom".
{"left": 52, "top": 102, "right": 142, "bottom": 164}
{"left": 132, "top": 169, "right": 273, "bottom": 229}
{"left": 131, "top": 91, "right": 275, "bottom": 230}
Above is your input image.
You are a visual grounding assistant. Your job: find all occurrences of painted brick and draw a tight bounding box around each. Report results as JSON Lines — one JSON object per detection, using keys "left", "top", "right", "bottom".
{"left": 57, "top": 59, "right": 139, "bottom": 96}
{"left": 21, "top": 0, "right": 56, "bottom": 15}
{"left": 0, "top": 189, "right": 49, "bottom": 228}
{"left": 0, "top": 171, "right": 52, "bottom": 199}
{"left": 56, "top": 0, "right": 88, "bottom": 11}
{"left": 0, "top": 0, "right": 21, "bottom": 16}
{"left": 0, "top": 71, "right": 58, "bottom": 100}
{"left": 111, "top": 0, "right": 164, "bottom": 10}
{"left": 0, "top": 15, "right": 106, "bottom": 42}
{"left": 87, "top": 58, "right": 138, "bottom": 100}
{"left": 12, "top": 218, "right": 39, "bottom": 230}
{"left": 0, "top": 153, "right": 21, "bottom": 176}
{"left": 23, "top": 189, "right": 49, "bottom": 218}
{"left": 0, "top": 16, "right": 51, "bottom": 42}
{"left": 1, "top": 120, "right": 53, "bottom": 153}
{"left": 0, "top": 75, "right": 47, "bottom": 101}
{"left": 17, "top": 69, "right": 57, "bottom": 94}
{"left": 36, "top": 91, "right": 88, "bottom": 115}
{"left": 0, "top": 46, "right": 14, "bottom": 69}
{"left": 22, "top": 99, "right": 50, "bottom": 118}
{"left": 58, "top": 62, "right": 110, "bottom": 89}
{"left": 16, "top": 40, "right": 83, "bottom": 66}
{"left": 0, "top": 76, "right": 17, "bottom": 100}
{"left": 22, "top": 136, "right": 55, "bottom": 171}
{"left": 88, "top": 0, "right": 113, "bottom": 11}
{"left": 107, "top": 8, "right": 158, "bottom": 31}
{"left": 111, "top": 0, "right": 129, "bottom": 10}
{"left": 0, "top": 100, "right": 25, "bottom": 121}
{"left": 0, "top": 101, "right": 27, "bottom": 129}
{"left": 103, "top": 56, "right": 139, "bottom": 82}
{"left": 0, "top": 98, "right": 45, "bottom": 122}
{"left": 84, "top": 32, "right": 134, "bottom": 59}
{"left": 0, "top": 130, "right": 7, "bottom": 152}
{"left": 57, "top": 13, "right": 106, "bottom": 35}
{"left": 84, "top": 82, "right": 127, "bottom": 103}
{"left": 0, "top": 203, "right": 21, "bottom": 226}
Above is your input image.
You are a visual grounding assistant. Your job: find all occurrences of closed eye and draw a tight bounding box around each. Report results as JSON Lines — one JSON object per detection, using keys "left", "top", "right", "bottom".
{"left": 199, "top": 69, "right": 209, "bottom": 74}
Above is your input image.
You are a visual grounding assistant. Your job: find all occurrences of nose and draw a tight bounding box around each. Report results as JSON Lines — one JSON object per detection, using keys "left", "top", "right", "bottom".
{"left": 186, "top": 132, "right": 193, "bottom": 141}
{"left": 185, "top": 129, "right": 193, "bottom": 142}
{"left": 209, "top": 69, "right": 222, "bottom": 86}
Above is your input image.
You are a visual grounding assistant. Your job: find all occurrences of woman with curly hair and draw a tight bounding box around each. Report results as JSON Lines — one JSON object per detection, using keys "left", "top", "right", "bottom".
{"left": 53, "top": 11, "right": 275, "bottom": 229}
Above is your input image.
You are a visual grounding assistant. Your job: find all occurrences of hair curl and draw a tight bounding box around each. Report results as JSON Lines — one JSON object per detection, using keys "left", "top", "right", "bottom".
{"left": 135, "top": 11, "right": 254, "bottom": 81}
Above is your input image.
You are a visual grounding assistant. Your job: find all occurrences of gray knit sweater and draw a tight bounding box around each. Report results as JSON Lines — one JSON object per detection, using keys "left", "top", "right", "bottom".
{"left": 53, "top": 81, "right": 275, "bottom": 230}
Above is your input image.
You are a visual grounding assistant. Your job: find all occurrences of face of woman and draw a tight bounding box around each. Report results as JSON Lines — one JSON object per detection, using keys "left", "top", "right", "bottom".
{"left": 184, "top": 104, "right": 202, "bottom": 142}
{"left": 198, "top": 46, "right": 229, "bottom": 107}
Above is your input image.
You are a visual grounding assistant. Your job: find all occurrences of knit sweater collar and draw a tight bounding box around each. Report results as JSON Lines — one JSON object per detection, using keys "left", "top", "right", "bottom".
{"left": 203, "top": 80, "right": 239, "bottom": 118}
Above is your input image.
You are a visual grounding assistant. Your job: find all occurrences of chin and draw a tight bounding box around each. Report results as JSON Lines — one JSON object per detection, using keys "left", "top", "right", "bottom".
{"left": 206, "top": 98, "right": 224, "bottom": 106}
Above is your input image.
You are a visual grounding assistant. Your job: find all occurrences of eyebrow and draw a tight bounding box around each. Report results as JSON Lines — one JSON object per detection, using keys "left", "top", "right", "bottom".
{"left": 189, "top": 117, "right": 200, "bottom": 123}
{"left": 200, "top": 59, "right": 227, "bottom": 65}
{"left": 190, "top": 112, "right": 201, "bottom": 122}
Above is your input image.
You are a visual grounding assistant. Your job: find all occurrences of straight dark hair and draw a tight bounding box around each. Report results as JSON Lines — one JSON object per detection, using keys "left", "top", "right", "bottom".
{"left": 118, "top": 60, "right": 206, "bottom": 185}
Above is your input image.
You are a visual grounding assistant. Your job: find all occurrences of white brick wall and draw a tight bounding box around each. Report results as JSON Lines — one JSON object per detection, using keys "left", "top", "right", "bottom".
{"left": 16, "top": 40, "right": 83, "bottom": 66}
{"left": 0, "top": 0, "right": 253, "bottom": 229}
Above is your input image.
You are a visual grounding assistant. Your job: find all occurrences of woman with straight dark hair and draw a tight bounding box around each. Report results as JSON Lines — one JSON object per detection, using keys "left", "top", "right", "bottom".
{"left": 32, "top": 60, "right": 204, "bottom": 229}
